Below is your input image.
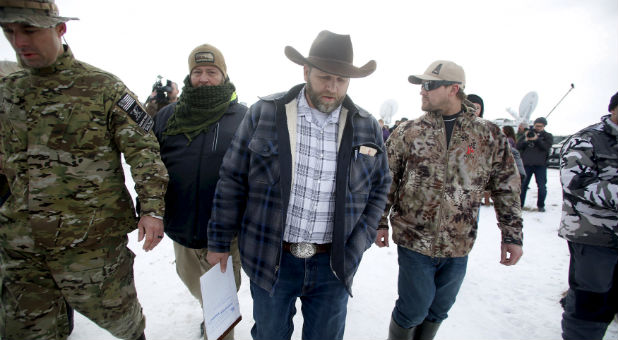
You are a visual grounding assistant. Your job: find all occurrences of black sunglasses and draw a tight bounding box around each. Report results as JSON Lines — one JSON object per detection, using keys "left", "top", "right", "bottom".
{"left": 421, "top": 81, "right": 461, "bottom": 91}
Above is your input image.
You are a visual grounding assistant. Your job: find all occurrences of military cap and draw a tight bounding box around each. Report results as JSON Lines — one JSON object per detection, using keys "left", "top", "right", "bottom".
{"left": 0, "top": 0, "right": 78, "bottom": 28}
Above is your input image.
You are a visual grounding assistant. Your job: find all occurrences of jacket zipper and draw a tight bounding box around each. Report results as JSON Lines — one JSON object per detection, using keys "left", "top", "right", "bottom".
{"left": 274, "top": 100, "right": 283, "bottom": 283}
{"left": 190, "top": 127, "right": 208, "bottom": 240}
{"left": 211, "top": 122, "right": 219, "bottom": 151}
{"left": 331, "top": 110, "right": 355, "bottom": 284}
{"left": 431, "top": 117, "right": 451, "bottom": 256}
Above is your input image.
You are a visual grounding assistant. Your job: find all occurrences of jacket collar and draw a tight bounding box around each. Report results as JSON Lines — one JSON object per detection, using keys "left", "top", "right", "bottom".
{"left": 223, "top": 97, "right": 242, "bottom": 115}
{"left": 602, "top": 114, "right": 618, "bottom": 138}
{"left": 426, "top": 101, "right": 476, "bottom": 123}
{"left": 259, "top": 83, "right": 368, "bottom": 118}
{"left": 28, "top": 44, "right": 74, "bottom": 76}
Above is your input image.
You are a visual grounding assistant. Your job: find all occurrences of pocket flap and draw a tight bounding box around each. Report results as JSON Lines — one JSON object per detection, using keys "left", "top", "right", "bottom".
{"left": 248, "top": 138, "right": 279, "bottom": 157}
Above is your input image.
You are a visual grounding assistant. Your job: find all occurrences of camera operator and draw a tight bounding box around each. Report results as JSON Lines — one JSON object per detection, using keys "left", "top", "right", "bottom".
{"left": 144, "top": 78, "right": 179, "bottom": 117}
{"left": 516, "top": 117, "right": 553, "bottom": 211}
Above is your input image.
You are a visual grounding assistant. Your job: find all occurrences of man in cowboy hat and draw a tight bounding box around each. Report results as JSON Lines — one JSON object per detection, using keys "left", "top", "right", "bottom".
{"left": 207, "top": 30, "right": 391, "bottom": 340}
{"left": 0, "top": 1, "right": 168, "bottom": 340}
{"left": 375, "top": 60, "right": 523, "bottom": 340}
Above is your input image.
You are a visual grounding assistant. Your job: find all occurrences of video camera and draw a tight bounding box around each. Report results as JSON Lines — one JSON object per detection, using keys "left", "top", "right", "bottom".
{"left": 526, "top": 126, "right": 537, "bottom": 138}
{"left": 152, "top": 75, "right": 173, "bottom": 105}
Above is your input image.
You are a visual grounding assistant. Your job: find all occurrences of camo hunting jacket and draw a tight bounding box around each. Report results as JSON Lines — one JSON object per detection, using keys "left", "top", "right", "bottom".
{"left": 379, "top": 103, "right": 523, "bottom": 257}
{"left": 558, "top": 114, "right": 618, "bottom": 248}
{"left": 0, "top": 46, "right": 168, "bottom": 251}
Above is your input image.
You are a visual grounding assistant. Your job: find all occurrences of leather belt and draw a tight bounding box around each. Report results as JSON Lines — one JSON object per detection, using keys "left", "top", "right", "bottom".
{"left": 283, "top": 242, "right": 331, "bottom": 259}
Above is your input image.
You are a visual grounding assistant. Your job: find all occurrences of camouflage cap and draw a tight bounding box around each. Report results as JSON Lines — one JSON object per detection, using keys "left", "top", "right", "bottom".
{"left": 0, "top": 0, "right": 78, "bottom": 28}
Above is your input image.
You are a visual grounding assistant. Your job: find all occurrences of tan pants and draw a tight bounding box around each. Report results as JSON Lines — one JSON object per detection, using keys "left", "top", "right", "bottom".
{"left": 173, "top": 238, "right": 241, "bottom": 339}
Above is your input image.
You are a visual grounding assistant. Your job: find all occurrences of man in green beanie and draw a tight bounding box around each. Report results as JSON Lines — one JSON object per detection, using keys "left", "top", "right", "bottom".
{"left": 152, "top": 44, "right": 247, "bottom": 339}
{"left": 0, "top": 1, "right": 168, "bottom": 340}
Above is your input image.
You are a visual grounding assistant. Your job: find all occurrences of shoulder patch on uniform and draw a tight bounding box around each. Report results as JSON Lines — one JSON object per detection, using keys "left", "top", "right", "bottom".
{"left": 117, "top": 93, "right": 154, "bottom": 133}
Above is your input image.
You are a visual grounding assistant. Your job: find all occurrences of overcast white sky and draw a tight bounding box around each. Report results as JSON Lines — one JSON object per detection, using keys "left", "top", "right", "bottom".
{"left": 1, "top": 0, "right": 616, "bottom": 136}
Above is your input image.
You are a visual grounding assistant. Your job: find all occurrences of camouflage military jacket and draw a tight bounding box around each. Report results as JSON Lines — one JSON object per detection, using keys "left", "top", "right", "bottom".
{"left": 379, "top": 103, "right": 523, "bottom": 257}
{"left": 558, "top": 115, "right": 618, "bottom": 248}
{"left": 0, "top": 47, "right": 168, "bottom": 251}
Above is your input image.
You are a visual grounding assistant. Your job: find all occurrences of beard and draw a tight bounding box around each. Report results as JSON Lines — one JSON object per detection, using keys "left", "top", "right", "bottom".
{"left": 421, "top": 95, "right": 448, "bottom": 114}
{"left": 306, "top": 79, "right": 345, "bottom": 114}
{"left": 421, "top": 99, "right": 437, "bottom": 113}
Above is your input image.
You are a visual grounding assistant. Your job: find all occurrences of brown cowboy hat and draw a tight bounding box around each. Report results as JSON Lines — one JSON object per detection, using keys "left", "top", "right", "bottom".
{"left": 285, "top": 30, "right": 376, "bottom": 78}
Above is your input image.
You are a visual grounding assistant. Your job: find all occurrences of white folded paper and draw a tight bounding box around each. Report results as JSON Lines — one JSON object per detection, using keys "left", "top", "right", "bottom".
{"left": 200, "top": 256, "right": 241, "bottom": 340}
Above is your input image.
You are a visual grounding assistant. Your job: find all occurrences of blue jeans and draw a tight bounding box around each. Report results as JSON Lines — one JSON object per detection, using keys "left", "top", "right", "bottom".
{"left": 521, "top": 165, "right": 547, "bottom": 208}
{"left": 250, "top": 251, "right": 349, "bottom": 340}
{"left": 392, "top": 246, "right": 468, "bottom": 328}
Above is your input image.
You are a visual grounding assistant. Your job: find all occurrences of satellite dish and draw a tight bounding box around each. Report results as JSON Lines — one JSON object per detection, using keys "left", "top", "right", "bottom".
{"left": 518, "top": 91, "right": 538, "bottom": 123}
{"left": 379, "top": 99, "right": 398, "bottom": 125}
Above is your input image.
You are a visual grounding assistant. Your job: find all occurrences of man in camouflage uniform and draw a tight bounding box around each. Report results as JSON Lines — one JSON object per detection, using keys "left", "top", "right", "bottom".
{"left": 0, "top": 60, "right": 20, "bottom": 208}
{"left": 0, "top": 59, "right": 75, "bottom": 337}
{"left": 375, "top": 60, "right": 524, "bottom": 340}
{"left": 559, "top": 91, "right": 618, "bottom": 340}
{"left": 0, "top": 1, "right": 168, "bottom": 340}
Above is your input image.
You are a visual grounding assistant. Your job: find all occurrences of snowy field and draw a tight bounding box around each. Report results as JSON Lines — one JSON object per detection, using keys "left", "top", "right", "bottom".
{"left": 68, "top": 167, "right": 618, "bottom": 340}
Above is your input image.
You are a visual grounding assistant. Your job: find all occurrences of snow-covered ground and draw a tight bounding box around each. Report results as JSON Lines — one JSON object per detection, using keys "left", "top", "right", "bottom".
{"left": 68, "top": 168, "right": 617, "bottom": 340}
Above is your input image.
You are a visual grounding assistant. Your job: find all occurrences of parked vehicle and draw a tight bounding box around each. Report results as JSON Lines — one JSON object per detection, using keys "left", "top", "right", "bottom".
{"left": 547, "top": 139, "right": 567, "bottom": 169}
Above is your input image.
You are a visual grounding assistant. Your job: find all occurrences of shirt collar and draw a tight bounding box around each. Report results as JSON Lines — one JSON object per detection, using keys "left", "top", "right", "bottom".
{"left": 297, "top": 86, "right": 341, "bottom": 124}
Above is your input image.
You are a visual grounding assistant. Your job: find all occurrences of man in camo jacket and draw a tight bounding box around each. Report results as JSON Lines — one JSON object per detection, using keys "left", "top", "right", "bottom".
{"left": 0, "top": 1, "right": 168, "bottom": 340}
{"left": 559, "top": 91, "right": 618, "bottom": 340}
{"left": 375, "top": 60, "right": 523, "bottom": 340}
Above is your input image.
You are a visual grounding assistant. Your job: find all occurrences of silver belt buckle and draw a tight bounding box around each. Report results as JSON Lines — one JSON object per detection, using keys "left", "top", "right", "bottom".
{"left": 290, "top": 242, "right": 316, "bottom": 259}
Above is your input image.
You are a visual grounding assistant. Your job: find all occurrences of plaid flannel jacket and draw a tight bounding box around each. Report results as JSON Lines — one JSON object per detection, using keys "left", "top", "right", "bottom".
{"left": 207, "top": 84, "right": 391, "bottom": 295}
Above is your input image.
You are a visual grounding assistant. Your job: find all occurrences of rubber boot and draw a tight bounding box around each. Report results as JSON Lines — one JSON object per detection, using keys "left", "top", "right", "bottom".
{"left": 388, "top": 317, "right": 416, "bottom": 340}
{"left": 414, "top": 320, "right": 441, "bottom": 340}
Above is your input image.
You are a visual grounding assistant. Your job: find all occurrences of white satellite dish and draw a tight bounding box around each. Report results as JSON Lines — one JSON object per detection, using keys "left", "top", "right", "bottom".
{"left": 379, "top": 99, "right": 398, "bottom": 125}
{"left": 518, "top": 91, "right": 538, "bottom": 124}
